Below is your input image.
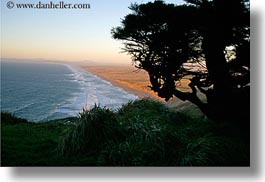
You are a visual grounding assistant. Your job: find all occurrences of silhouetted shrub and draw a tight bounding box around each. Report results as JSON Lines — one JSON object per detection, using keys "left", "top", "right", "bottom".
{"left": 1, "top": 112, "right": 28, "bottom": 125}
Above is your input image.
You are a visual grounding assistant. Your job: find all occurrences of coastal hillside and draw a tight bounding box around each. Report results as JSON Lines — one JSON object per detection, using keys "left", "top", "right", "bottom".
{"left": 1, "top": 99, "right": 249, "bottom": 166}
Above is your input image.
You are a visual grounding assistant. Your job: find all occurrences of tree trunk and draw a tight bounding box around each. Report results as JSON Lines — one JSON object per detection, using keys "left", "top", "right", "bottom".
{"left": 201, "top": 29, "right": 249, "bottom": 122}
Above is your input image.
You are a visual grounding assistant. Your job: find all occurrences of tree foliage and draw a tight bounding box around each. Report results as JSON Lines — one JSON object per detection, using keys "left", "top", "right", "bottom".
{"left": 111, "top": 0, "right": 250, "bottom": 121}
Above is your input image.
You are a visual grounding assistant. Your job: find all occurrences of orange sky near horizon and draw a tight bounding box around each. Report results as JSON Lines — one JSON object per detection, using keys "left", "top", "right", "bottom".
{"left": 2, "top": 39, "right": 131, "bottom": 63}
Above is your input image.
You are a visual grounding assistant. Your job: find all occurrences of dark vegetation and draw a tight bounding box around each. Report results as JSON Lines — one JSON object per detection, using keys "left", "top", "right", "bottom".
{"left": 112, "top": 0, "right": 250, "bottom": 122}
{"left": 1, "top": 99, "right": 249, "bottom": 166}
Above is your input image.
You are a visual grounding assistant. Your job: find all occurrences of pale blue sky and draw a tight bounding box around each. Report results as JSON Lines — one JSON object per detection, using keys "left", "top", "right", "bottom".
{"left": 1, "top": 0, "right": 184, "bottom": 64}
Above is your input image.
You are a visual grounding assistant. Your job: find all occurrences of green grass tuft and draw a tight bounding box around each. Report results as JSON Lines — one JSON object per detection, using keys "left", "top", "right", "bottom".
{"left": 59, "top": 105, "right": 125, "bottom": 157}
{"left": 57, "top": 99, "right": 249, "bottom": 166}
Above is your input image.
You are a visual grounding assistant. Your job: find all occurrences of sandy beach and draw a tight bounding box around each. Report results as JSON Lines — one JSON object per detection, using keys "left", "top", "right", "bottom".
{"left": 77, "top": 64, "right": 201, "bottom": 113}
{"left": 79, "top": 65, "right": 163, "bottom": 100}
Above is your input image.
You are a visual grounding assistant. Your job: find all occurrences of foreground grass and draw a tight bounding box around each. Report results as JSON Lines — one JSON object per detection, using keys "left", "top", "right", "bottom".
{"left": 1, "top": 112, "right": 77, "bottom": 166}
{"left": 1, "top": 99, "right": 249, "bottom": 166}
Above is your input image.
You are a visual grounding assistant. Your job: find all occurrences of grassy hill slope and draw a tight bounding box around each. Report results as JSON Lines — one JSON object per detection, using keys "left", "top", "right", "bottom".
{"left": 1, "top": 99, "right": 249, "bottom": 166}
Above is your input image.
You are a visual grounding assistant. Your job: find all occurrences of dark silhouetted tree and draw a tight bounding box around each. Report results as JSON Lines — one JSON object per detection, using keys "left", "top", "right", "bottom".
{"left": 111, "top": 0, "right": 250, "bottom": 121}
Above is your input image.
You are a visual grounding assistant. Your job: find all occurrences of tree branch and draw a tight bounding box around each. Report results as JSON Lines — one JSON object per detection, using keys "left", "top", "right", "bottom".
{"left": 172, "top": 88, "right": 206, "bottom": 114}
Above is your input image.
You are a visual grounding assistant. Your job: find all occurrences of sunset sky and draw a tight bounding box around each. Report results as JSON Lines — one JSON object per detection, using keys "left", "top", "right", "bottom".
{"left": 1, "top": 0, "right": 184, "bottom": 64}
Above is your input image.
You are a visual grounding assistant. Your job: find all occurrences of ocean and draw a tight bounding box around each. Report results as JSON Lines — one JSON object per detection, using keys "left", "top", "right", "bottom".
{"left": 1, "top": 61, "right": 138, "bottom": 122}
